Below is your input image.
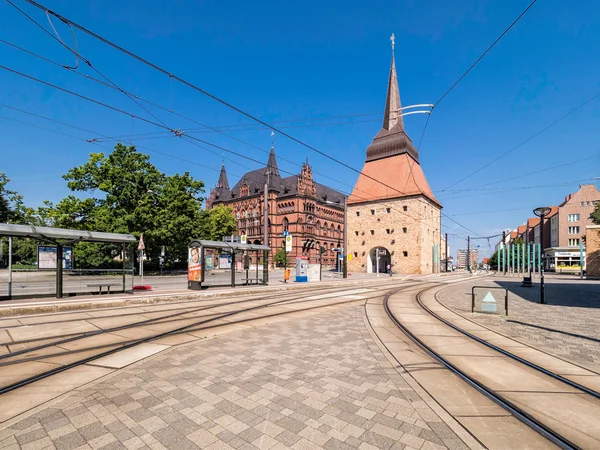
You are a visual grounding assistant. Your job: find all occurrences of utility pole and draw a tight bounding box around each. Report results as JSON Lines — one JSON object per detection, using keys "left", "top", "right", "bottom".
{"left": 263, "top": 170, "right": 270, "bottom": 283}
{"left": 467, "top": 236, "right": 470, "bottom": 273}
{"left": 8, "top": 236, "right": 12, "bottom": 298}
{"left": 445, "top": 233, "right": 448, "bottom": 272}
{"left": 502, "top": 230, "right": 506, "bottom": 276}
{"left": 343, "top": 198, "right": 347, "bottom": 279}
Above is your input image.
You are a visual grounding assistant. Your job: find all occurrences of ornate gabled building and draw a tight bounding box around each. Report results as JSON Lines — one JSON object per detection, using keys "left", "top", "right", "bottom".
{"left": 206, "top": 147, "right": 346, "bottom": 266}
{"left": 347, "top": 37, "right": 442, "bottom": 274}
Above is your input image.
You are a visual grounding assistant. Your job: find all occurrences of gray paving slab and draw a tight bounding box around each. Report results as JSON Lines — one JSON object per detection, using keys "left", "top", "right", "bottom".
{"left": 437, "top": 274, "right": 600, "bottom": 373}
{"left": 0, "top": 304, "right": 467, "bottom": 449}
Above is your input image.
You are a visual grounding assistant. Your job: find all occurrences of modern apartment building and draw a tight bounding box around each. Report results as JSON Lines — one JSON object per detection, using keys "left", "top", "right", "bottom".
{"left": 456, "top": 248, "right": 478, "bottom": 269}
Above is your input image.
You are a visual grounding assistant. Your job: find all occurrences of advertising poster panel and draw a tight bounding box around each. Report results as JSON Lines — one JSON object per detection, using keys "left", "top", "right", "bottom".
{"left": 37, "top": 246, "right": 73, "bottom": 269}
{"left": 188, "top": 247, "right": 202, "bottom": 281}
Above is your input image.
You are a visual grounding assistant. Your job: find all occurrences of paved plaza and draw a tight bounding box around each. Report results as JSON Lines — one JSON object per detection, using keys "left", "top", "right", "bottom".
{"left": 0, "top": 304, "right": 465, "bottom": 450}
{"left": 437, "top": 274, "right": 600, "bottom": 372}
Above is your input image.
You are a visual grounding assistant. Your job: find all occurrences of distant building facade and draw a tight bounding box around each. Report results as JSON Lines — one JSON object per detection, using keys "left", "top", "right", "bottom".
{"left": 206, "top": 149, "right": 346, "bottom": 266}
{"left": 456, "top": 249, "right": 478, "bottom": 269}
{"left": 346, "top": 40, "right": 442, "bottom": 275}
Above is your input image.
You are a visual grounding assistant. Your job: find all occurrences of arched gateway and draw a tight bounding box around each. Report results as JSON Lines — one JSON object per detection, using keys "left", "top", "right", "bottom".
{"left": 368, "top": 247, "right": 391, "bottom": 274}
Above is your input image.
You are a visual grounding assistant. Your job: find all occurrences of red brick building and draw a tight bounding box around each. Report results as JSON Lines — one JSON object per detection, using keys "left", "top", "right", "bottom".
{"left": 206, "top": 148, "right": 346, "bottom": 266}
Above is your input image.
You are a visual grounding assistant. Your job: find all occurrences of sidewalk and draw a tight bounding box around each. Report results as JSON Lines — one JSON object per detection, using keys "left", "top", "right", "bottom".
{"left": 436, "top": 273, "right": 600, "bottom": 373}
{"left": 0, "top": 271, "right": 438, "bottom": 318}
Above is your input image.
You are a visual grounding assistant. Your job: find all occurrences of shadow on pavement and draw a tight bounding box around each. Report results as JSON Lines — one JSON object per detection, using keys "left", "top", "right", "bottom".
{"left": 507, "top": 319, "right": 600, "bottom": 344}
{"left": 494, "top": 274, "right": 600, "bottom": 308}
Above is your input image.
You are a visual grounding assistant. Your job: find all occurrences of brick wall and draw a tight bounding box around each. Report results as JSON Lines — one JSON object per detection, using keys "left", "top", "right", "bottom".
{"left": 347, "top": 196, "right": 441, "bottom": 274}
{"left": 586, "top": 225, "right": 600, "bottom": 278}
{"left": 558, "top": 185, "right": 600, "bottom": 248}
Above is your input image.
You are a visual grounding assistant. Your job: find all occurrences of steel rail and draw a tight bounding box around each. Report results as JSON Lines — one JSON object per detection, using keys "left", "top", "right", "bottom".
{"left": 0, "top": 283, "right": 417, "bottom": 395}
{"left": 383, "top": 286, "right": 580, "bottom": 450}
{"left": 1, "top": 281, "right": 410, "bottom": 357}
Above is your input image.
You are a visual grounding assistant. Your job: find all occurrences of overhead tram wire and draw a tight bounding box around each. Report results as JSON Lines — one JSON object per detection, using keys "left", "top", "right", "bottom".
{"left": 6, "top": 0, "right": 172, "bottom": 132}
{"left": 2, "top": 11, "right": 484, "bottom": 237}
{"left": 0, "top": 38, "right": 376, "bottom": 196}
{"left": 447, "top": 154, "right": 600, "bottom": 192}
{"left": 19, "top": 0, "right": 415, "bottom": 200}
{"left": 441, "top": 90, "right": 600, "bottom": 192}
{"left": 0, "top": 103, "right": 246, "bottom": 177}
{"left": 415, "top": 0, "right": 538, "bottom": 149}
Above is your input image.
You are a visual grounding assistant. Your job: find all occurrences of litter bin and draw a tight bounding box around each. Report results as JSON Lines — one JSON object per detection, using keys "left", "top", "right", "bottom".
{"left": 284, "top": 269, "right": 291, "bottom": 283}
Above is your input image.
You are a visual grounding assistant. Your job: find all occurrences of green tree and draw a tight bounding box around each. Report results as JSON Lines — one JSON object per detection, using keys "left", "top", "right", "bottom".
{"left": 274, "top": 248, "right": 287, "bottom": 267}
{"left": 591, "top": 202, "right": 600, "bottom": 225}
{"left": 43, "top": 144, "right": 205, "bottom": 267}
{"left": 199, "top": 205, "right": 237, "bottom": 242}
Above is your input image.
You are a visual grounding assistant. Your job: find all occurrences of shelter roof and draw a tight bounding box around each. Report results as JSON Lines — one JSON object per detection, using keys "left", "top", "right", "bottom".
{"left": 0, "top": 223, "right": 136, "bottom": 243}
{"left": 189, "top": 239, "right": 270, "bottom": 251}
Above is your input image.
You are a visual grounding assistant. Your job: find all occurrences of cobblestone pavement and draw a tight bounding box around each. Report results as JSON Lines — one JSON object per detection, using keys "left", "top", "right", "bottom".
{"left": 0, "top": 304, "right": 465, "bottom": 450}
{"left": 437, "top": 274, "right": 600, "bottom": 373}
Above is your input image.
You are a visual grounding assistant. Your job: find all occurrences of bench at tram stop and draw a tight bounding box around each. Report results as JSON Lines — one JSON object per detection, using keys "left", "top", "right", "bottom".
{"left": 521, "top": 276, "right": 532, "bottom": 287}
{"left": 87, "top": 283, "right": 119, "bottom": 295}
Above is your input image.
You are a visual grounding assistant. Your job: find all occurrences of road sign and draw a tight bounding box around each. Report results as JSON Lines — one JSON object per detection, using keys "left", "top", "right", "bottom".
{"left": 241, "top": 234, "right": 247, "bottom": 244}
{"left": 347, "top": 254, "right": 353, "bottom": 261}
{"left": 481, "top": 291, "right": 497, "bottom": 312}
{"left": 285, "top": 234, "right": 293, "bottom": 252}
{"left": 282, "top": 230, "right": 289, "bottom": 237}
{"left": 138, "top": 234, "right": 145, "bottom": 251}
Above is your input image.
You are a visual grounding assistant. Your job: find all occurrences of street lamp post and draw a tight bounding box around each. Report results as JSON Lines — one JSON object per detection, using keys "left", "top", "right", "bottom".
{"left": 325, "top": 198, "right": 347, "bottom": 279}
{"left": 533, "top": 207, "right": 551, "bottom": 304}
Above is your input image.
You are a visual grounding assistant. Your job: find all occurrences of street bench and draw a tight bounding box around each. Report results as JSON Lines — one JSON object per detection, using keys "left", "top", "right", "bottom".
{"left": 87, "top": 283, "right": 119, "bottom": 295}
{"left": 522, "top": 276, "right": 532, "bottom": 287}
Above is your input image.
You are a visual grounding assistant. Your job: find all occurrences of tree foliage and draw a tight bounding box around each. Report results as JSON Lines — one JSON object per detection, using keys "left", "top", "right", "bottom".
{"left": 274, "top": 248, "right": 287, "bottom": 267}
{"left": 591, "top": 202, "right": 600, "bottom": 225}
{"left": 198, "top": 205, "right": 237, "bottom": 242}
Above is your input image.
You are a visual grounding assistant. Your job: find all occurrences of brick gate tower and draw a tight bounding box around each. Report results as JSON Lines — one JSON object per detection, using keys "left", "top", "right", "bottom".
{"left": 347, "top": 37, "right": 442, "bottom": 274}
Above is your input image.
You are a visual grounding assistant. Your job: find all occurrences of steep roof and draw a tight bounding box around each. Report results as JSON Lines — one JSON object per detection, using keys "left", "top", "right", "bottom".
{"left": 517, "top": 225, "right": 527, "bottom": 235}
{"left": 348, "top": 153, "right": 440, "bottom": 206}
{"left": 365, "top": 43, "right": 419, "bottom": 163}
{"left": 527, "top": 217, "right": 540, "bottom": 228}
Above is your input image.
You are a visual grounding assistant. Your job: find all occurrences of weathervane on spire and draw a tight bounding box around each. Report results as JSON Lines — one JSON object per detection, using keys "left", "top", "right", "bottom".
{"left": 390, "top": 33, "right": 395, "bottom": 51}
{"left": 271, "top": 131, "right": 275, "bottom": 147}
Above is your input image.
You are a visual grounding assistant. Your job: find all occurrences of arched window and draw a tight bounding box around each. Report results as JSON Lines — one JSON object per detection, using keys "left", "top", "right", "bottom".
{"left": 316, "top": 221, "right": 321, "bottom": 236}
{"left": 337, "top": 224, "right": 341, "bottom": 237}
{"left": 283, "top": 217, "right": 289, "bottom": 232}
{"left": 330, "top": 224, "right": 334, "bottom": 238}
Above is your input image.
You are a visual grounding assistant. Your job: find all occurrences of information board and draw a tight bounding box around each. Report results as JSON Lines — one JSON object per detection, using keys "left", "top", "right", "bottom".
{"left": 37, "top": 246, "right": 73, "bottom": 269}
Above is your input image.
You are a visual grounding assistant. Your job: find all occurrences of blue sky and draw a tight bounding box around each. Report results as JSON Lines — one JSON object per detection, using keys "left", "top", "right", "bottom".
{"left": 1, "top": 0, "right": 599, "bottom": 258}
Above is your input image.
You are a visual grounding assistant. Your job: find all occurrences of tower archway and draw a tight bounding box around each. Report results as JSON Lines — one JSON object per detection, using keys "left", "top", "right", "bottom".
{"left": 368, "top": 247, "right": 391, "bottom": 274}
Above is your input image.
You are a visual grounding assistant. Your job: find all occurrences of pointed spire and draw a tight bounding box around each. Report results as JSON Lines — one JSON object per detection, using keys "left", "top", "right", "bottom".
{"left": 382, "top": 33, "right": 404, "bottom": 131}
{"left": 216, "top": 163, "right": 229, "bottom": 189}
{"left": 266, "top": 144, "right": 280, "bottom": 177}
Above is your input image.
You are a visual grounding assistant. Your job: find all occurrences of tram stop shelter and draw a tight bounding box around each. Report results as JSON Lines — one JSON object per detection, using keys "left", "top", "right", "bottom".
{"left": 188, "top": 239, "right": 270, "bottom": 289}
{"left": 0, "top": 223, "right": 136, "bottom": 300}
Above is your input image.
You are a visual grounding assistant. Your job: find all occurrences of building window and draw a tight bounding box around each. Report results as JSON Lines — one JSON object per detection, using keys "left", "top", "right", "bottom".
{"left": 568, "top": 214, "right": 580, "bottom": 222}
{"left": 283, "top": 217, "right": 289, "bottom": 232}
{"left": 356, "top": 211, "right": 360, "bottom": 216}
{"left": 586, "top": 201, "right": 590, "bottom": 206}
{"left": 403, "top": 206, "right": 408, "bottom": 211}
{"left": 370, "top": 230, "right": 374, "bottom": 235}
{"left": 568, "top": 226, "right": 580, "bottom": 234}
{"left": 386, "top": 208, "right": 391, "bottom": 213}
{"left": 581, "top": 201, "right": 584, "bottom": 206}
{"left": 371, "top": 209, "right": 375, "bottom": 215}
{"left": 355, "top": 231, "right": 359, "bottom": 236}
{"left": 403, "top": 251, "right": 408, "bottom": 257}
{"left": 403, "top": 227, "right": 407, "bottom": 233}
{"left": 353, "top": 252, "right": 358, "bottom": 258}
{"left": 386, "top": 229, "right": 390, "bottom": 234}
{"left": 569, "top": 238, "right": 580, "bottom": 246}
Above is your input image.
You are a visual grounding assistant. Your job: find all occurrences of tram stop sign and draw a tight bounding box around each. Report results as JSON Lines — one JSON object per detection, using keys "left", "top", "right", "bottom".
{"left": 285, "top": 235, "right": 293, "bottom": 253}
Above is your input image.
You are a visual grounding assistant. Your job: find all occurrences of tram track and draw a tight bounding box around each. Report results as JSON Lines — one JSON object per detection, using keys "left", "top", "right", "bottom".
{"left": 381, "top": 284, "right": 600, "bottom": 449}
{"left": 0, "top": 281, "right": 409, "bottom": 357}
{"left": 0, "top": 281, "right": 418, "bottom": 396}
